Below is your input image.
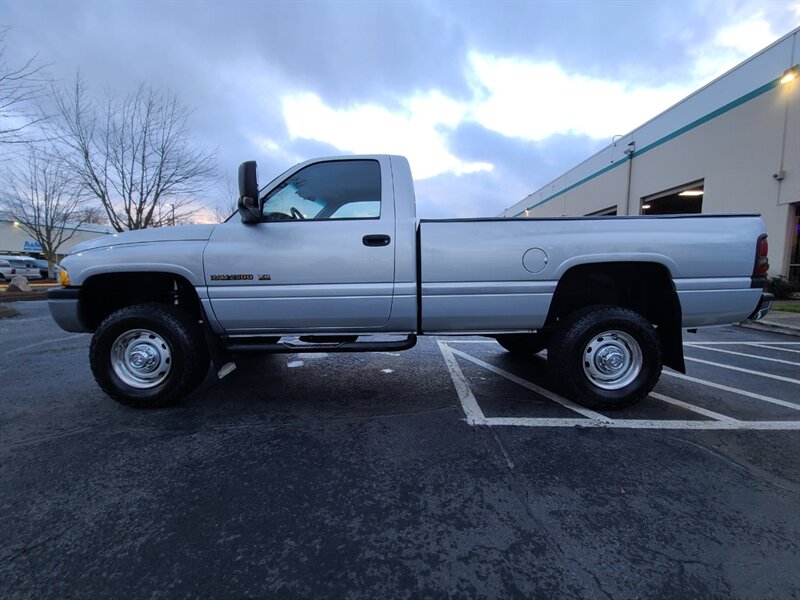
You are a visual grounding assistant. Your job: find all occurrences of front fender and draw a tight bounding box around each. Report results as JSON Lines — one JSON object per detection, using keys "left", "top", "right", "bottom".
{"left": 64, "top": 241, "right": 208, "bottom": 287}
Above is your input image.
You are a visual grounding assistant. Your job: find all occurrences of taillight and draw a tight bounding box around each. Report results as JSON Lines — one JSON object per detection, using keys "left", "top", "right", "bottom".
{"left": 754, "top": 234, "right": 769, "bottom": 276}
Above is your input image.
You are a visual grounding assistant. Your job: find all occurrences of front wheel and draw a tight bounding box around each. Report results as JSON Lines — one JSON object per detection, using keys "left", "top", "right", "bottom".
{"left": 90, "top": 303, "right": 210, "bottom": 408}
{"left": 547, "top": 305, "right": 662, "bottom": 410}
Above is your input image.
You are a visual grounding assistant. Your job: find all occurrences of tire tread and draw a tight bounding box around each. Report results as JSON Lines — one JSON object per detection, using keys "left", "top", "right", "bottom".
{"left": 547, "top": 304, "right": 662, "bottom": 410}
{"left": 90, "top": 303, "right": 209, "bottom": 408}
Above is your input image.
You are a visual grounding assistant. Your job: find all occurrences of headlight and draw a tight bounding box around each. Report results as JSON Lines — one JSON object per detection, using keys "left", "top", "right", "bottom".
{"left": 59, "top": 268, "right": 71, "bottom": 286}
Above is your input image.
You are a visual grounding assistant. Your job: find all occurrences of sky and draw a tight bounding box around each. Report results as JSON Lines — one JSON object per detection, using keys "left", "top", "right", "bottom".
{"left": 1, "top": 0, "right": 799, "bottom": 220}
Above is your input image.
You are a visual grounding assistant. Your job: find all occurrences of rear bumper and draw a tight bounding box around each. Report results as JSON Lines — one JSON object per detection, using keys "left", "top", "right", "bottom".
{"left": 47, "top": 287, "right": 90, "bottom": 332}
{"left": 746, "top": 293, "right": 774, "bottom": 322}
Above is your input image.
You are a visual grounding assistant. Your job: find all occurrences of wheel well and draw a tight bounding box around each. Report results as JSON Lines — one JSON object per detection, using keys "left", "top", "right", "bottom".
{"left": 546, "top": 262, "right": 685, "bottom": 372}
{"left": 79, "top": 272, "right": 202, "bottom": 331}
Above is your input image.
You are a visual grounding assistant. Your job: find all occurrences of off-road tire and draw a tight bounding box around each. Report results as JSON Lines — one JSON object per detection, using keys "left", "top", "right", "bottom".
{"left": 90, "top": 303, "right": 210, "bottom": 408}
{"left": 494, "top": 333, "right": 547, "bottom": 355}
{"left": 547, "top": 305, "right": 662, "bottom": 410}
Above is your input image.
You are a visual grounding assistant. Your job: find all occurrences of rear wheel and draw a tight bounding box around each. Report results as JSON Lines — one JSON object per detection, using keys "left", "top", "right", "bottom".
{"left": 547, "top": 305, "right": 662, "bottom": 410}
{"left": 90, "top": 303, "right": 209, "bottom": 408}
{"left": 494, "top": 333, "right": 547, "bottom": 355}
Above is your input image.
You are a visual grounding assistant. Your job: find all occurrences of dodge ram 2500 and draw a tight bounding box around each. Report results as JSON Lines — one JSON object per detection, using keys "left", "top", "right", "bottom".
{"left": 48, "top": 155, "right": 774, "bottom": 410}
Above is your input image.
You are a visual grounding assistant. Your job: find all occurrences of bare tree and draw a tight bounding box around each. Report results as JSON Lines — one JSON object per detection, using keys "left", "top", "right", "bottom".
{"left": 1, "top": 148, "right": 87, "bottom": 276}
{"left": 212, "top": 198, "right": 239, "bottom": 224}
{"left": 52, "top": 75, "right": 217, "bottom": 231}
{"left": 211, "top": 172, "right": 239, "bottom": 223}
{"left": 73, "top": 205, "right": 107, "bottom": 225}
{"left": 0, "top": 29, "right": 48, "bottom": 145}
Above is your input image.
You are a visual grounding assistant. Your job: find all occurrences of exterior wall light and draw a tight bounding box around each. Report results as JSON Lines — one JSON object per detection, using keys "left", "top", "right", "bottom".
{"left": 781, "top": 66, "right": 799, "bottom": 84}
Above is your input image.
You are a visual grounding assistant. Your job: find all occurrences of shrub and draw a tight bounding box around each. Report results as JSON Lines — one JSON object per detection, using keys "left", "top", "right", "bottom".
{"left": 767, "top": 276, "right": 800, "bottom": 300}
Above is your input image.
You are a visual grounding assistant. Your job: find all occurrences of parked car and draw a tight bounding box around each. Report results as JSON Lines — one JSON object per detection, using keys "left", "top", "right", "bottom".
{"left": 0, "top": 260, "right": 12, "bottom": 281}
{"left": 0, "top": 254, "right": 38, "bottom": 265}
{"left": 0, "top": 258, "right": 43, "bottom": 281}
{"left": 32, "top": 258, "right": 59, "bottom": 279}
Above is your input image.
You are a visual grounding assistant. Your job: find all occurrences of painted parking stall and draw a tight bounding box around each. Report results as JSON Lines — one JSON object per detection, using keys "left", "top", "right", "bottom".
{"left": 438, "top": 335, "right": 800, "bottom": 430}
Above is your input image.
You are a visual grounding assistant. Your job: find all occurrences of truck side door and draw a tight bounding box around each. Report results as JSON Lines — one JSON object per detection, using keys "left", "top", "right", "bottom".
{"left": 203, "top": 158, "right": 396, "bottom": 334}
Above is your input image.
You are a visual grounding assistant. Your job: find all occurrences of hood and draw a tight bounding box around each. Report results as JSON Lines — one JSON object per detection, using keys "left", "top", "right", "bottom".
{"left": 69, "top": 224, "right": 218, "bottom": 254}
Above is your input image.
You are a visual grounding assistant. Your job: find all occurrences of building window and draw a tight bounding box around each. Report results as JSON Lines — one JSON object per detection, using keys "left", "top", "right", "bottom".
{"left": 789, "top": 204, "right": 800, "bottom": 282}
{"left": 585, "top": 206, "right": 617, "bottom": 216}
{"left": 641, "top": 180, "right": 704, "bottom": 215}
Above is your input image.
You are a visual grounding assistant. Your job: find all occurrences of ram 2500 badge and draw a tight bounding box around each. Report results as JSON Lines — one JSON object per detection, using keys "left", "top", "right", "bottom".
{"left": 48, "top": 155, "right": 774, "bottom": 410}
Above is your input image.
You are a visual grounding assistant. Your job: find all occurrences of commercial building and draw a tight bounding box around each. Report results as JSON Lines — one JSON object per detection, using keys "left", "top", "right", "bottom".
{"left": 0, "top": 218, "right": 114, "bottom": 260}
{"left": 500, "top": 27, "right": 799, "bottom": 280}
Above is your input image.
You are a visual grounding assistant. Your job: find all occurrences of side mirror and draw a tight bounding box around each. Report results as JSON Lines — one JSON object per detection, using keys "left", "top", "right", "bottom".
{"left": 237, "top": 160, "right": 261, "bottom": 224}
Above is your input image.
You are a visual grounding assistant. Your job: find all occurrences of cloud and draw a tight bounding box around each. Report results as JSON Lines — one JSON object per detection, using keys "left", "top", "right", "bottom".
{"left": 416, "top": 126, "right": 606, "bottom": 218}
{"left": 281, "top": 91, "right": 493, "bottom": 179}
{"left": 414, "top": 170, "right": 531, "bottom": 219}
{"left": 690, "top": 10, "right": 788, "bottom": 83}
{"left": 466, "top": 53, "right": 692, "bottom": 142}
{"left": 447, "top": 123, "right": 605, "bottom": 189}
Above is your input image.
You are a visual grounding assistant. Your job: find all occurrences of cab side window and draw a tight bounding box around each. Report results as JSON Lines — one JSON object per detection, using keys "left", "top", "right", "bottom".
{"left": 261, "top": 160, "right": 381, "bottom": 221}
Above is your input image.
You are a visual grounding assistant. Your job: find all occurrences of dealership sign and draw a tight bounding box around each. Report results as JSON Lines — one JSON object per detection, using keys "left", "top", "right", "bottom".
{"left": 23, "top": 240, "right": 43, "bottom": 253}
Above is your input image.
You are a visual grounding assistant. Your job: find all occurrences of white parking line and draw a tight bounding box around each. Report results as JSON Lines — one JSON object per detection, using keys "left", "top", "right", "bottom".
{"left": 3, "top": 315, "right": 53, "bottom": 323}
{"left": 437, "top": 340, "right": 800, "bottom": 431}
{"left": 649, "top": 391, "right": 739, "bottom": 422}
{"left": 685, "top": 341, "right": 800, "bottom": 345}
{"left": 750, "top": 343, "right": 800, "bottom": 355}
{"left": 446, "top": 345, "right": 612, "bottom": 422}
{"left": 662, "top": 370, "right": 800, "bottom": 410}
{"left": 481, "top": 417, "right": 800, "bottom": 430}
{"left": 684, "top": 343, "right": 800, "bottom": 366}
{"left": 684, "top": 356, "right": 800, "bottom": 385}
{"left": 438, "top": 339, "right": 800, "bottom": 429}
{"left": 437, "top": 341, "right": 486, "bottom": 425}
{"left": 0, "top": 334, "right": 85, "bottom": 356}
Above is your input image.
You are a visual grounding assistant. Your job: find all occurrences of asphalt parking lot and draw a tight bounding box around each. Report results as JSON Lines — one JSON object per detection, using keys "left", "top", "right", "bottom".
{"left": 2, "top": 301, "right": 799, "bottom": 598}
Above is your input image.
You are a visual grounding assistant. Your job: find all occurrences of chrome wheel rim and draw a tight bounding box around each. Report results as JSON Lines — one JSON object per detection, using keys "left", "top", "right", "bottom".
{"left": 581, "top": 330, "right": 642, "bottom": 390}
{"left": 111, "top": 329, "right": 172, "bottom": 389}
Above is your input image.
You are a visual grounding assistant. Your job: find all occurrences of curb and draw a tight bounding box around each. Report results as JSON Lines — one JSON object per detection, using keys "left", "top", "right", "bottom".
{"left": 0, "top": 291, "right": 48, "bottom": 303}
{"left": 738, "top": 320, "right": 800, "bottom": 337}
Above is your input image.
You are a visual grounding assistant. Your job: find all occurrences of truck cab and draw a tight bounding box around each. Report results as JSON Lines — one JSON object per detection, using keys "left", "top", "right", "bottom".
{"left": 202, "top": 156, "right": 417, "bottom": 335}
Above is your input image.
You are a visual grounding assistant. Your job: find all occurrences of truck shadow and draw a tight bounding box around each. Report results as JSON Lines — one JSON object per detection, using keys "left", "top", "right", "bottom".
{"left": 188, "top": 351, "right": 457, "bottom": 420}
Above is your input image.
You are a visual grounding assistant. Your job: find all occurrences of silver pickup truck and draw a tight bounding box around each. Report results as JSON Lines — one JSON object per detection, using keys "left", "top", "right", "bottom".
{"left": 49, "top": 155, "right": 773, "bottom": 410}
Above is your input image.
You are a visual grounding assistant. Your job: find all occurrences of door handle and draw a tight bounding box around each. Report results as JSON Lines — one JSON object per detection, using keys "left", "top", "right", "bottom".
{"left": 362, "top": 234, "right": 391, "bottom": 247}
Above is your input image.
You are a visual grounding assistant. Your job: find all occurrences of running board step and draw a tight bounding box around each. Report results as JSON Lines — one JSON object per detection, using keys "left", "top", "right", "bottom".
{"left": 224, "top": 335, "right": 417, "bottom": 354}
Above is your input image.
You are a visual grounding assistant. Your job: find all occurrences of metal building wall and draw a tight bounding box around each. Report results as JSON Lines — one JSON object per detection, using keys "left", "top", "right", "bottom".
{"left": 0, "top": 220, "right": 114, "bottom": 259}
{"left": 502, "top": 28, "right": 799, "bottom": 278}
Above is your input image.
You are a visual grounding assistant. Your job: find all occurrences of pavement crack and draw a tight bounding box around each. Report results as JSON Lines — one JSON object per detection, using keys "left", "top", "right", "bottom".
{"left": 1, "top": 426, "right": 95, "bottom": 451}
{"left": 489, "top": 427, "right": 515, "bottom": 470}
{"left": 0, "top": 525, "right": 76, "bottom": 567}
{"left": 566, "top": 558, "right": 614, "bottom": 600}
{"left": 485, "top": 426, "right": 613, "bottom": 599}
{"left": 666, "top": 435, "right": 800, "bottom": 495}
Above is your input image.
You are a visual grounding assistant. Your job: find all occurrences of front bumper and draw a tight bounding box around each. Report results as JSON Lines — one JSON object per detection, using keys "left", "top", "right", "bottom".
{"left": 47, "top": 287, "right": 90, "bottom": 333}
{"left": 746, "top": 293, "right": 774, "bottom": 322}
